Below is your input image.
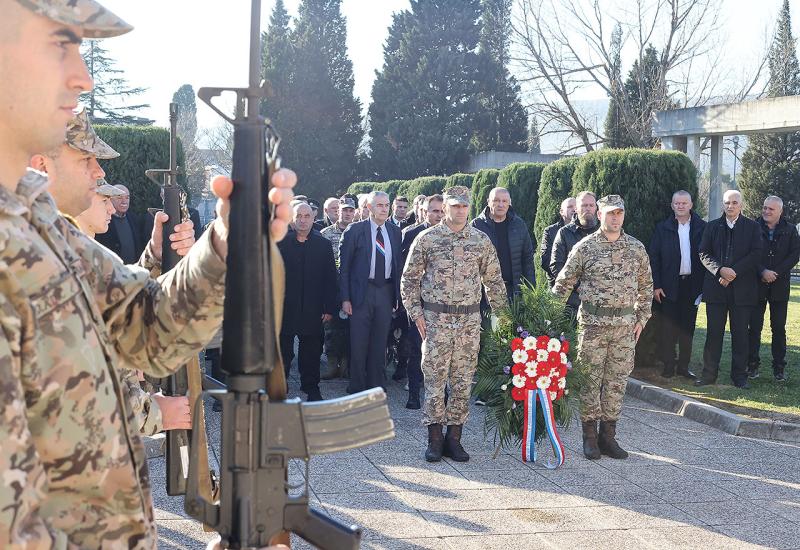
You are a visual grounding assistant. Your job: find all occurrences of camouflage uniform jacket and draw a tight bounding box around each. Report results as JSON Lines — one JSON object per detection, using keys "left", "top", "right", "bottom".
{"left": 401, "top": 223, "right": 507, "bottom": 321}
{"left": 553, "top": 229, "right": 653, "bottom": 327}
{"left": 320, "top": 223, "right": 346, "bottom": 266}
{"left": 0, "top": 170, "right": 225, "bottom": 548}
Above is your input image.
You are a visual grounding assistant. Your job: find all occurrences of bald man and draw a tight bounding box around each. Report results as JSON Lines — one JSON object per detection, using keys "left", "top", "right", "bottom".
{"left": 95, "top": 183, "right": 148, "bottom": 262}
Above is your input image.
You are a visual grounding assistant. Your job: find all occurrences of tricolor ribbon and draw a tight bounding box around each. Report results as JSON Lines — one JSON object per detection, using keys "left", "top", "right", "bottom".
{"left": 521, "top": 388, "right": 565, "bottom": 468}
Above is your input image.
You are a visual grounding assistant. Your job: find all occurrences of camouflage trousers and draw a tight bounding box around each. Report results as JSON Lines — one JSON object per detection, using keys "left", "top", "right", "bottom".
{"left": 577, "top": 323, "right": 636, "bottom": 422}
{"left": 420, "top": 310, "right": 482, "bottom": 426}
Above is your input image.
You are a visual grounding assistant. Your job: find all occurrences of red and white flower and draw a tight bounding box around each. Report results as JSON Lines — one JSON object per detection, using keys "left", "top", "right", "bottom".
{"left": 512, "top": 374, "right": 527, "bottom": 388}
{"left": 524, "top": 362, "right": 537, "bottom": 378}
{"left": 512, "top": 349, "right": 528, "bottom": 364}
{"left": 536, "top": 349, "right": 548, "bottom": 362}
{"left": 523, "top": 336, "right": 537, "bottom": 350}
{"left": 536, "top": 375, "right": 551, "bottom": 390}
{"left": 547, "top": 338, "right": 561, "bottom": 352}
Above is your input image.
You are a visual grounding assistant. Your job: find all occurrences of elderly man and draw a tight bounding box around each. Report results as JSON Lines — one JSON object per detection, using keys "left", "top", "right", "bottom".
{"left": 0, "top": 1, "right": 296, "bottom": 546}
{"left": 472, "top": 187, "right": 535, "bottom": 299}
{"left": 649, "top": 190, "right": 706, "bottom": 379}
{"left": 551, "top": 191, "right": 599, "bottom": 316}
{"left": 339, "top": 191, "right": 403, "bottom": 393}
{"left": 747, "top": 196, "right": 800, "bottom": 382}
{"left": 278, "top": 203, "right": 338, "bottom": 401}
{"left": 320, "top": 197, "right": 340, "bottom": 229}
{"left": 93, "top": 183, "right": 146, "bottom": 262}
{"left": 553, "top": 195, "right": 652, "bottom": 460}
{"left": 696, "top": 190, "right": 763, "bottom": 389}
{"left": 540, "top": 197, "right": 575, "bottom": 286}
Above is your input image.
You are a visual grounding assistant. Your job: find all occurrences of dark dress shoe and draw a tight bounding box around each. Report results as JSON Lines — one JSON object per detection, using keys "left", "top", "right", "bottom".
{"left": 676, "top": 369, "right": 696, "bottom": 380}
{"left": 305, "top": 389, "right": 324, "bottom": 401}
{"left": 694, "top": 379, "right": 714, "bottom": 387}
{"left": 734, "top": 381, "right": 751, "bottom": 390}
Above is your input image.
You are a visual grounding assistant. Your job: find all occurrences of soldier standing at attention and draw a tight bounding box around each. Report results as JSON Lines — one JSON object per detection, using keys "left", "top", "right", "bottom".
{"left": 0, "top": 1, "right": 296, "bottom": 546}
{"left": 401, "top": 186, "right": 506, "bottom": 463}
{"left": 553, "top": 195, "right": 652, "bottom": 460}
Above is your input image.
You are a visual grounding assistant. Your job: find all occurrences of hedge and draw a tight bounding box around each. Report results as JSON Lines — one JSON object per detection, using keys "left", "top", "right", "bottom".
{"left": 469, "top": 169, "right": 501, "bottom": 219}
{"left": 399, "top": 176, "right": 447, "bottom": 200}
{"left": 346, "top": 181, "right": 382, "bottom": 196}
{"left": 95, "top": 125, "right": 188, "bottom": 216}
{"left": 532, "top": 157, "right": 581, "bottom": 248}
{"left": 571, "top": 149, "right": 698, "bottom": 246}
{"left": 496, "top": 162, "right": 546, "bottom": 236}
{"left": 446, "top": 172, "right": 474, "bottom": 190}
{"left": 384, "top": 179, "right": 407, "bottom": 200}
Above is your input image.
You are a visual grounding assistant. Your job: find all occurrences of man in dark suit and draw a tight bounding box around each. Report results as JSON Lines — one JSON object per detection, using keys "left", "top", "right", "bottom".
{"left": 649, "top": 190, "right": 706, "bottom": 379}
{"left": 278, "top": 202, "right": 338, "bottom": 401}
{"left": 696, "top": 190, "right": 763, "bottom": 389}
{"left": 339, "top": 191, "right": 403, "bottom": 393}
{"left": 747, "top": 195, "right": 800, "bottom": 382}
{"left": 96, "top": 184, "right": 147, "bottom": 263}
{"left": 540, "top": 197, "right": 575, "bottom": 286}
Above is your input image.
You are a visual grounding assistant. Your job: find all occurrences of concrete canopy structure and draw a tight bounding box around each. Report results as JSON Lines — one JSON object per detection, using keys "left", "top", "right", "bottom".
{"left": 653, "top": 95, "right": 800, "bottom": 216}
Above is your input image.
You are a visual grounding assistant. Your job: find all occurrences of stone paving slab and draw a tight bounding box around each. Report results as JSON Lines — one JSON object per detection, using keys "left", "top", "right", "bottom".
{"left": 153, "top": 372, "right": 800, "bottom": 549}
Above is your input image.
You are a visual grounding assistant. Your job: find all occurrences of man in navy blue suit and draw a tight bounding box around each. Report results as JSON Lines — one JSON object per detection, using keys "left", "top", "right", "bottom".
{"left": 339, "top": 191, "right": 403, "bottom": 393}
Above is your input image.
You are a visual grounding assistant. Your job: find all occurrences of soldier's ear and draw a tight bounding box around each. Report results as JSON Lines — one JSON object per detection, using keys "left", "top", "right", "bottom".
{"left": 29, "top": 154, "right": 48, "bottom": 173}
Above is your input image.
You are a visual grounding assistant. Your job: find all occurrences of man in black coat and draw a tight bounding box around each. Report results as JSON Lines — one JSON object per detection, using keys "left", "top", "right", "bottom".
{"left": 550, "top": 191, "right": 598, "bottom": 315}
{"left": 471, "top": 187, "right": 536, "bottom": 299}
{"left": 96, "top": 184, "right": 148, "bottom": 263}
{"left": 540, "top": 197, "right": 575, "bottom": 286}
{"left": 696, "top": 190, "right": 763, "bottom": 389}
{"left": 747, "top": 195, "right": 800, "bottom": 382}
{"left": 278, "top": 202, "right": 338, "bottom": 401}
{"left": 649, "top": 191, "right": 706, "bottom": 379}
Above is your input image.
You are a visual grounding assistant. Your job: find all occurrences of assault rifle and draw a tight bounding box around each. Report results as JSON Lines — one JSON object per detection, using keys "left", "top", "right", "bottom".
{"left": 184, "top": 0, "right": 395, "bottom": 547}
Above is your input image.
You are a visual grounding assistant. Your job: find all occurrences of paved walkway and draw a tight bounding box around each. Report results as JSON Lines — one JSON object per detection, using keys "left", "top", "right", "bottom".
{"left": 154, "top": 373, "right": 800, "bottom": 549}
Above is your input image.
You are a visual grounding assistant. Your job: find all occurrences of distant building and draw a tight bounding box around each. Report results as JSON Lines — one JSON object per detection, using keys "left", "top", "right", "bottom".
{"left": 464, "top": 151, "right": 563, "bottom": 172}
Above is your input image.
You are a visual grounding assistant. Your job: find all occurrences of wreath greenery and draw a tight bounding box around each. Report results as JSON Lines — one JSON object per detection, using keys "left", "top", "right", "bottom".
{"left": 473, "top": 283, "right": 588, "bottom": 452}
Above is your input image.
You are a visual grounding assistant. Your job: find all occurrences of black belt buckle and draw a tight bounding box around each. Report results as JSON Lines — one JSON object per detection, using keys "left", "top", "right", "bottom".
{"left": 679, "top": 274, "right": 691, "bottom": 280}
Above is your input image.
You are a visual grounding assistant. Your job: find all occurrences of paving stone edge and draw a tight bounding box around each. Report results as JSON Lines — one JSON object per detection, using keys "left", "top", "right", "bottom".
{"left": 626, "top": 377, "right": 800, "bottom": 443}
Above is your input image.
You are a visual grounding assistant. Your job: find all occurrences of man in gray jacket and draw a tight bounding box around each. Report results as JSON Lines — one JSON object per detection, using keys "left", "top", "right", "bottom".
{"left": 471, "top": 187, "right": 535, "bottom": 300}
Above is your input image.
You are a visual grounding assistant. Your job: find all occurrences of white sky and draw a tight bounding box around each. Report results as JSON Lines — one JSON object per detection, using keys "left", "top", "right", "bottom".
{"left": 96, "top": 0, "right": 797, "bottom": 136}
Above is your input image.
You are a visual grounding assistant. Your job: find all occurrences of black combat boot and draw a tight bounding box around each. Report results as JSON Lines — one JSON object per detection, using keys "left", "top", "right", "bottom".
{"left": 598, "top": 420, "right": 628, "bottom": 459}
{"left": 405, "top": 387, "right": 421, "bottom": 410}
{"left": 425, "top": 424, "right": 444, "bottom": 462}
{"left": 443, "top": 424, "right": 470, "bottom": 462}
{"left": 582, "top": 420, "right": 601, "bottom": 460}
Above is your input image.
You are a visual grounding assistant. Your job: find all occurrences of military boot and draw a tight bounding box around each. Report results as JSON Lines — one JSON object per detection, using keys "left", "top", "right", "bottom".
{"left": 598, "top": 420, "right": 628, "bottom": 459}
{"left": 320, "top": 356, "right": 341, "bottom": 380}
{"left": 405, "top": 387, "right": 421, "bottom": 409}
{"left": 582, "top": 420, "right": 601, "bottom": 460}
{"left": 443, "top": 424, "right": 470, "bottom": 462}
{"left": 425, "top": 424, "right": 444, "bottom": 462}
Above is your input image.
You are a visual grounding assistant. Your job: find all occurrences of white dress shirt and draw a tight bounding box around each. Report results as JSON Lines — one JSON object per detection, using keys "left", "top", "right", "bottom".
{"left": 726, "top": 215, "right": 739, "bottom": 229}
{"left": 678, "top": 219, "right": 692, "bottom": 275}
{"left": 369, "top": 218, "right": 393, "bottom": 280}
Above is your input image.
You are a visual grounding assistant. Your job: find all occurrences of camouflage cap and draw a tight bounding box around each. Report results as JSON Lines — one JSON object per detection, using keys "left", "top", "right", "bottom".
{"left": 65, "top": 107, "right": 119, "bottom": 159}
{"left": 339, "top": 196, "right": 356, "bottom": 209}
{"left": 442, "top": 185, "right": 470, "bottom": 206}
{"left": 15, "top": 0, "right": 133, "bottom": 38}
{"left": 597, "top": 194, "right": 625, "bottom": 213}
{"left": 96, "top": 179, "right": 124, "bottom": 197}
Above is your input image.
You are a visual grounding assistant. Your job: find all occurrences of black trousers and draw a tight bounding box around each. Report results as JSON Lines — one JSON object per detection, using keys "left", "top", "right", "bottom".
{"left": 748, "top": 298, "right": 788, "bottom": 372}
{"left": 349, "top": 283, "right": 393, "bottom": 393}
{"left": 280, "top": 331, "right": 323, "bottom": 394}
{"left": 405, "top": 319, "right": 424, "bottom": 393}
{"left": 702, "top": 295, "right": 752, "bottom": 386}
{"left": 659, "top": 276, "right": 698, "bottom": 373}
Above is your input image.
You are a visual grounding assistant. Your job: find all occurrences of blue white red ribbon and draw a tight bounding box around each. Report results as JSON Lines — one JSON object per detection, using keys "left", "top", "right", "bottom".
{"left": 521, "top": 388, "right": 565, "bottom": 468}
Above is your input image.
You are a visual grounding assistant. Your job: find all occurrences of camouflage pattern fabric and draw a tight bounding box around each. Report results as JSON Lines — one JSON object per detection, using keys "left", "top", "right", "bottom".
{"left": 552, "top": 230, "right": 653, "bottom": 327}
{"left": 120, "top": 368, "right": 162, "bottom": 436}
{"left": 400, "top": 223, "right": 507, "bottom": 323}
{"left": 420, "top": 311, "right": 481, "bottom": 425}
{"left": 65, "top": 107, "right": 119, "bottom": 159}
{"left": 0, "top": 169, "right": 225, "bottom": 548}
{"left": 320, "top": 223, "right": 345, "bottom": 266}
{"left": 577, "top": 324, "right": 636, "bottom": 421}
{"left": 401, "top": 223, "right": 506, "bottom": 427}
{"left": 14, "top": 0, "right": 133, "bottom": 38}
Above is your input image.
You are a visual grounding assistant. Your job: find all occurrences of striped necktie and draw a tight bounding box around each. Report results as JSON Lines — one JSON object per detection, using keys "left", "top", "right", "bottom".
{"left": 375, "top": 225, "right": 386, "bottom": 286}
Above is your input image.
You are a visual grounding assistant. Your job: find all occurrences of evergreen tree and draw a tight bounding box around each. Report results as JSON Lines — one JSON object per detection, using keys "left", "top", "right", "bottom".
{"left": 81, "top": 41, "right": 152, "bottom": 125}
{"left": 740, "top": 0, "right": 800, "bottom": 220}
{"left": 284, "top": 0, "right": 361, "bottom": 199}
{"left": 623, "top": 45, "right": 662, "bottom": 148}
{"left": 172, "top": 84, "right": 205, "bottom": 202}
{"left": 603, "top": 23, "right": 630, "bottom": 148}
{"left": 527, "top": 116, "right": 541, "bottom": 154}
{"left": 368, "top": 0, "right": 485, "bottom": 179}
{"left": 473, "top": 0, "right": 528, "bottom": 152}
{"left": 261, "top": 0, "right": 294, "bottom": 139}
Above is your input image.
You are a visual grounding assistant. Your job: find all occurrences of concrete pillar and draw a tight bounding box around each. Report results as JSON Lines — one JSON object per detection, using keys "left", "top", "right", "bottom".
{"left": 661, "top": 135, "right": 688, "bottom": 152}
{"left": 708, "top": 135, "right": 724, "bottom": 220}
{"left": 689, "top": 136, "right": 701, "bottom": 168}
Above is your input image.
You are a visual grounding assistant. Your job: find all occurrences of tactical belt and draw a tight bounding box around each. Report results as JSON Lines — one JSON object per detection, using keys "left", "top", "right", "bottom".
{"left": 422, "top": 301, "right": 481, "bottom": 315}
{"left": 581, "top": 302, "right": 634, "bottom": 317}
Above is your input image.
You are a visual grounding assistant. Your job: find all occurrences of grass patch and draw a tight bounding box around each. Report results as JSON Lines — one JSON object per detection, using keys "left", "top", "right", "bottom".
{"left": 633, "top": 282, "right": 800, "bottom": 422}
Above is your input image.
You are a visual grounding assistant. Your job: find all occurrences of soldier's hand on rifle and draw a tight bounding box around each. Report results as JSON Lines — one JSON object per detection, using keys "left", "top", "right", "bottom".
{"left": 152, "top": 393, "right": 192, "bottom": 431}
{"left": 209, "top": 168, "right": 297, "bottom": 258}
{"left": 150, "top": 212, "right": 196, "bottom": 260}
